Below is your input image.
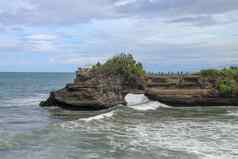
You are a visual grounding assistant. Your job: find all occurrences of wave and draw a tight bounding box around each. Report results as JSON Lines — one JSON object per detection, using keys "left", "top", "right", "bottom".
{"left": 125, "top": 94, "right": 149, "bottom": 106}
{"left": 126, "top": 94, "right": 170, "bottom": 111}
{"left": 226, "top": 110, "right": 238, "bottom": 117}
{"left": 79, "top": 111, "right": 115, "bottom": 122}
{"left": 128, "top": 101, "right": 170, "bottom": 111}
{"left": 60, "top": 111, "right": 115, "bottom": 128}
{"left": 61, "top": 93, "right": 170, "bottom": 128}
{"left": 1, "top": 93, "right": 48, "bottom": 107}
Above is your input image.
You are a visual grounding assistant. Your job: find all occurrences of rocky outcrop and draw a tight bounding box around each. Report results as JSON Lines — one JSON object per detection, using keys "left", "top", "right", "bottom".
{"left": 41, "top": 68, "right": 238, "bottom": 110}
{"left": 145, "top": 75, "right": 238, "bottom": 106}
{"left": 40, "top": 68, "right": 145, "bottom": 110}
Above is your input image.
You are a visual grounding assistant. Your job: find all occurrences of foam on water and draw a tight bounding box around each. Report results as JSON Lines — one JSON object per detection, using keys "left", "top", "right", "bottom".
{"left": 129, "top": 101, "right": 170, "bottom": 111}
{"left": 125, "top": 119, "right": 238, "bottom": 159}
{"left": 126, "top": 93, "right": 170, "bottom": 111}
{"left": 61, "top": 94, "right": 170, "bottom": 129}
{"left": 226, "top": 110, "right": 238, "bottom": 117}
{"left": 2, "top": 93, "right": 48, "bottom": 107}
{"left": 61, "top": 111, "right": 115, "bottom": 128}
{"left": 125, "top": 94, "right": 149, "bottom": 106}
{"left": 79, "top": 111, "right": 115, "bottom": 122}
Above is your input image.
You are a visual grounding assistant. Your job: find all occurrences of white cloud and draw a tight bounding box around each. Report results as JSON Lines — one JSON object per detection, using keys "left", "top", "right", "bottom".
{"left": 49, "top": 54, "right": 110, "bottom": 67}
{"left": 114, "top": 0, "right": 137, "bottom": 7}
{"left": 0, "top": 0, "right": 238, "bottom": 71}
{"left": 0, "top": 0, "right": 238, "bottom": 26}
{"left": 26, "top": 34, "right": 58, "bottom": 41}
{"left": 0, "top": 0, "right": 36, "bottom": 14}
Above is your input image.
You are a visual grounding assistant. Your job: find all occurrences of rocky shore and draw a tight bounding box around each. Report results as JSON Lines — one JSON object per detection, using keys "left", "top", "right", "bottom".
{"left": 40, "top": 68, "right": 238, "bottom": 110}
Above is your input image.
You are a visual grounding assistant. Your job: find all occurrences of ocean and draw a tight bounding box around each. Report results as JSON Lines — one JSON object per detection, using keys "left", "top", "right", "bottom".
{"left": 0, "top": 72, "right": 237, "bottom": 159}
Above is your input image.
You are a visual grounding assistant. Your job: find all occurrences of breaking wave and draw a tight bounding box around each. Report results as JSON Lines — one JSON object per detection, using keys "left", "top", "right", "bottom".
{"left": 61, "top": 94, "right": 170, "bottom": 128}
{"left": 226, "top": 110, "right": 238, "bottom": 117}
{"left": 1, "top": 93, "right": 48, "bottom": 107}
{"left": 78, "top": 111, "right": 115, "bottom": 122}
{"left": 60, "top": 111, "right": 115, "bottom": 128}
{"left": 126, "top": 94, "right": 170, "bottom": 111}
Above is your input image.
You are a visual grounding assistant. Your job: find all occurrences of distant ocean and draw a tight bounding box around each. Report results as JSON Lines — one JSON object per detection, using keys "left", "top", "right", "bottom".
{"left": 0, "top": 72, "right": 238, "bottom": 159}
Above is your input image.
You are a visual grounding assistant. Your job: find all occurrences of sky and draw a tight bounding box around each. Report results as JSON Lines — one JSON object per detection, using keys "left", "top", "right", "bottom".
{"left": 0, "top": 0, "right": 238, "bottom": 72}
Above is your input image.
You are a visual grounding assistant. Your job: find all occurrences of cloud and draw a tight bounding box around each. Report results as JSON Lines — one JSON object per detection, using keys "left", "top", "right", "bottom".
{"left": 0, "top": 0, "right": 238, "bottom": 72}
{"left": 26, "top": 34, "right": 58, "bottom": 41}
{"left": 114, "top": 0, "right": 137, "bottom": 7}
{"left": 114, "top": 0, "right": 238, "bottom": 17}
{"left": 0, "top": 0, "right": 238, "bottom": 26}
{"left": 49, "top": 54, "right": 111, "bottom": 67}
{"left": 0, "top": 0, "right": 117, "bottom": 25}
{"left": 166, "top": 15, "right": 217, "bottom": 26}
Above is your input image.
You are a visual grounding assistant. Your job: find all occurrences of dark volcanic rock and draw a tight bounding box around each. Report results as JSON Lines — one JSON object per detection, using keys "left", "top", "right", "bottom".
{"left": 40, "top": 68, "right": 145, "bottom": 110}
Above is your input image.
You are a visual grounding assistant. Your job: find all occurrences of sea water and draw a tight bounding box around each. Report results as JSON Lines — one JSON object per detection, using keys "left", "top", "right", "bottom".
{"left": 0, "top": 72, "right": 238, "bottom": 159}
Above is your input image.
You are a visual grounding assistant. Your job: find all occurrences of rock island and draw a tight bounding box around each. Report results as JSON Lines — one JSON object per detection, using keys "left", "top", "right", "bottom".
{"left": 40, "top": 54, "right": 238, "bottom": 110}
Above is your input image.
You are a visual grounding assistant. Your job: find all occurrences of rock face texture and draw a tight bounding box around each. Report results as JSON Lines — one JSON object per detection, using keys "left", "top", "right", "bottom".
{"left": 145, "top": 75, "right": 238, "bottom": 106}
{"left": 40, "top": 68, "right": 145, "bottom": 110}
{"left": 41, "top": 68, "right": 238, "bottom": 110}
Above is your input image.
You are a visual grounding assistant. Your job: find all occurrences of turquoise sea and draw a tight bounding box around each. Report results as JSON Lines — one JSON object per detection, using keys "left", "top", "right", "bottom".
{"left": 0, "top": 72, "right": 238, "bottom": 159}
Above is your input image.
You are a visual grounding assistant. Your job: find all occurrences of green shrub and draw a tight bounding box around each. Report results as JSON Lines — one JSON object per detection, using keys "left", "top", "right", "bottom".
{"left": 200, "top": 69, "right": 221, "bottom": 77}
{"left": 221, "top": 67, "right": 238, "bottom": 79}
{"left": 217, "top": 79, "right": 238, "bottom": 97}
{"left": 201, "top": 66, "right": 238, "bottom": 97}
{"left": 217, "top": 80, "right": 233, "bottom": 97}
{"left": 91, "top": 53, "right": 145, "bottom": 80}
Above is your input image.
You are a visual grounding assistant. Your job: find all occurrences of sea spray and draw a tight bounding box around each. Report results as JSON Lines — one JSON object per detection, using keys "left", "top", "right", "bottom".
{"left": 126, "top": 94, "right": 170, "bottom": 111}
{"left": 129, "top": 101, "right": 170, "bottom": 111}
{"left": 79, "top": 111, "right": 115, "bottom": 122}
{"left": 61, "top": 94, "right": 170, "bottom": 128}
{"left": 226, "top": 109, "right": 238, "bottom": 117}
{"left": 2, "top": 93, "right": 48, "bottom": 107}
{"left": 60, "top": 111, "right": 115, "bottom": 129}
{"left": 125, "top": 94, "right": 149, "bottom": 106}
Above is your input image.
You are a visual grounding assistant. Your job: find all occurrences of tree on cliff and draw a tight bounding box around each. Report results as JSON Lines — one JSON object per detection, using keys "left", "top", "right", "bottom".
{"left": 92, "top": 53, "right": 145, "bottom": 82}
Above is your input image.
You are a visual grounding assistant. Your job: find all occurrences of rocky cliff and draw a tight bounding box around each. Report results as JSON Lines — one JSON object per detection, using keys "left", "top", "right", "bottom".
{"left": 41, "top": 67, "right": 238, "bottom": 110}
{"left": 40, "top": 68, "right": 145, "bottom": 110}
{"left": 145, "top": 75, "right": 238, "bottom": 106}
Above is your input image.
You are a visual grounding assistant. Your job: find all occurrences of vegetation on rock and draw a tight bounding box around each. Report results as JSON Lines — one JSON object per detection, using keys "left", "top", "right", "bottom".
{"left": 200, "top": 66, "right": 238, "bottom": 97}
{"left": 91, "top": 53, "right": 145, "bottom": 81}
{"left": 217, "top": 80, "right": 238, "bottom": 97}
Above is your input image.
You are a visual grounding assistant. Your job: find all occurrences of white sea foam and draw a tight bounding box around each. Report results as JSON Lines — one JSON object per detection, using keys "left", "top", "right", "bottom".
{"left": 61, "top": 111, "right": 115, "bottom": 128}
{"left": 125, "top": 94, "right": 170, "bottom": 111}
{"left": 2, "top": 94, "right": 48, "bottom": 107}
{"left": 125, "top": 94, "right": 149, "bottom": 106}
{"left": 61, "top": 94, "right": 171, "bottom": 129}
{"left": 79, "top": 111, "right": 114, "bottom": 122}
{"left": 129, "top": 101, "right": 170, "bottom": 111}
{"left": 226, "top": 110, "right": 238, "bottom": 117}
